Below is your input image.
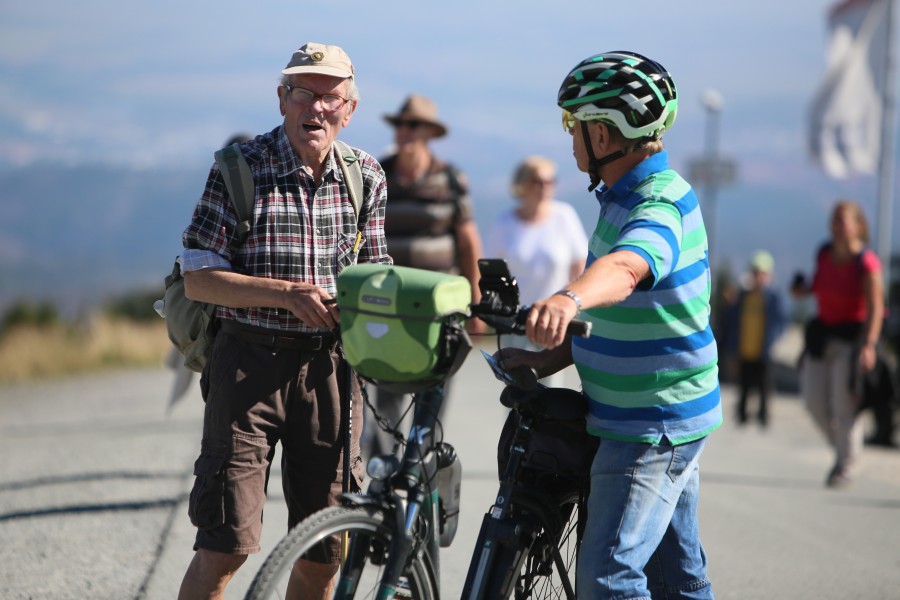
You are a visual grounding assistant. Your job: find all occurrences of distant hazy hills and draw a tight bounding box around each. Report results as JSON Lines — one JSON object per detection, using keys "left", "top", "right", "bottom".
{"left": 0, "top": 160, "right": 837, "bottom": 318}
{"left": 1, "top": 164, "right": 203, "bottom": 315}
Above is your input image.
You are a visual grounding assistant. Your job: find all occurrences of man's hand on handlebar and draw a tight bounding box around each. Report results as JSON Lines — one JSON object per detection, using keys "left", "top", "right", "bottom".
{"left": 525, "top": 294, "right": 579, "bottom": 349}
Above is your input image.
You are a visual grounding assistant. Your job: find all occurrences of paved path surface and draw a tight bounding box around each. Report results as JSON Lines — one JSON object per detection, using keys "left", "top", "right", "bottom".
{"left": 2, "top": 344, "right": 900, "bottom": 599}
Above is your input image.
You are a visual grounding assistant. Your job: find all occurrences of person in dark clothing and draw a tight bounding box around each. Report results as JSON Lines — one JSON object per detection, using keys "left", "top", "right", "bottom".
{"left": 856, "top": 348, "right": 898, "bottom": 448}
{"left": 726, "top": 250, "right": 787, "bottom": 427}
{"left": 364, "top": 94, "right": 485, "bottom": 458}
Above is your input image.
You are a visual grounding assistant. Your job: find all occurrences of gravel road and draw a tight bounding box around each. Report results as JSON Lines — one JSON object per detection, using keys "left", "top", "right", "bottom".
{"left": 2, "top": 349, "right": 899, "bottom": 599}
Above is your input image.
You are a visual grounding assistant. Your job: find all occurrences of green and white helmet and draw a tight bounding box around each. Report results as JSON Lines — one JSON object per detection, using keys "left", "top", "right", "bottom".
{"left": 558, "top": 51, "right": 678, "bottom": 141}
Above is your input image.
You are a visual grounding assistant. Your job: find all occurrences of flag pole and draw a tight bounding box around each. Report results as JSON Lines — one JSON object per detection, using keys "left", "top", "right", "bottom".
{"left": 876, "top": 0, "right": 897, "bottom": 285}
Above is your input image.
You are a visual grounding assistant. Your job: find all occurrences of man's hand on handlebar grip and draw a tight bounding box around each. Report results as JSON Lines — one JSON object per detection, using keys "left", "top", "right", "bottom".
{"left": 526, "top": 294, "right": 579, "bottom": 349}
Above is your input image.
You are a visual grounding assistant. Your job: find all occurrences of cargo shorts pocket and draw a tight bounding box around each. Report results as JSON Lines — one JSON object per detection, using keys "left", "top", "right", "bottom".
{"left": 188, "top": 452, "right": 228, "bottom": 530}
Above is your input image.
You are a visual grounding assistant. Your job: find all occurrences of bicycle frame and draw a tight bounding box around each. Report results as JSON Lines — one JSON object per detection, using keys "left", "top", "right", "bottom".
{"left": 336, "top": 386, "right": 446, "bottom": 599}
{"left": 461, "top": 385, "right": 590, "bottom": 600}
{"left": 462, "top": 419, "right": 536, "bottom": 599}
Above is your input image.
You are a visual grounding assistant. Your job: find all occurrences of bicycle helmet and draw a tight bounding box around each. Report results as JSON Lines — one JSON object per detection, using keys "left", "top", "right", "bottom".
{"left": 558, "top": 51, "right": 678, "bottom": 190}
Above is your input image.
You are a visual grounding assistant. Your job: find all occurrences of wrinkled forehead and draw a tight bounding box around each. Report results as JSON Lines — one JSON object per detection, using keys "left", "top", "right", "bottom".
{"left": 285, "top": 72, "right": 351, "bottom": 94}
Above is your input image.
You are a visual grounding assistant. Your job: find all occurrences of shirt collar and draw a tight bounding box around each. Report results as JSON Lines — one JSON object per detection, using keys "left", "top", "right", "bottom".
{"left": 593, "top": 150, "right": 669, "bottom": 204}
{"left": 274, "top": 126, "right": 300, "bottom": 175}
{"left": 274, "top": 125, "right": 340, "bottom": 182}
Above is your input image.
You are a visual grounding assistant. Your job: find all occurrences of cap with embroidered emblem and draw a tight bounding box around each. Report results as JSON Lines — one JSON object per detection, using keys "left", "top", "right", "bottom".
{"left": 282, "top": 42, "right": 355, "bottom": 79}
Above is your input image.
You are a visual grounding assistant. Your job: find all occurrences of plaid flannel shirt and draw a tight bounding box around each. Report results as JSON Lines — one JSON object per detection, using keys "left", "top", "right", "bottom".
{"left": 181, "top": 125, "right": 391, "bottom": 333}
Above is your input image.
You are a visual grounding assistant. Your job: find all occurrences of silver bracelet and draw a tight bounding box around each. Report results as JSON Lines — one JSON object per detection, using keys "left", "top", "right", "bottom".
{"left": 555, "top": 289, "right": 583, "bottom": 310}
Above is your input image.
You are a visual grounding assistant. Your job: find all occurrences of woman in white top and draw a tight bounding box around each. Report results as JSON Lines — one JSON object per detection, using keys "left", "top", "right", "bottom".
{"left": 486, "top": 156, "right": 589, "bottom": 386}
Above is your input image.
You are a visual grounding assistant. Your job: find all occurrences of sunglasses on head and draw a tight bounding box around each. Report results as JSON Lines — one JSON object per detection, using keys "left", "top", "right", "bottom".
{"left": 394, "top": 120, "right": 425, "bottom": 130}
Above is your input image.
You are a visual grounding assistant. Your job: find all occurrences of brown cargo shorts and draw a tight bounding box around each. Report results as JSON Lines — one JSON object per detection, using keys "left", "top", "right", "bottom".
{"left": 188, "top": 329, "right": 364, "bottom": 556}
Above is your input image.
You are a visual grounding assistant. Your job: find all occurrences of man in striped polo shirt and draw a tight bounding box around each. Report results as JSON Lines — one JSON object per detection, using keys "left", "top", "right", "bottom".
{"left": 502, "top": 51, "right": 720, "bottom": 599}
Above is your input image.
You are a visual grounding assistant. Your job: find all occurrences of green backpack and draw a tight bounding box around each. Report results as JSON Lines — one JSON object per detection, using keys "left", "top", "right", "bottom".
{"left": 160, "top": 140, "right": 364, "bottom": 372}
{"left": 336, "top": 263, "right": 472, "bottom": 393}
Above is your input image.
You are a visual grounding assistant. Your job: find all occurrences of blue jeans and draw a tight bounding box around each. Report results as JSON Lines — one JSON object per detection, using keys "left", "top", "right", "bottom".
{"left": 577, "top": 436, "right": 713, "bottom": 600}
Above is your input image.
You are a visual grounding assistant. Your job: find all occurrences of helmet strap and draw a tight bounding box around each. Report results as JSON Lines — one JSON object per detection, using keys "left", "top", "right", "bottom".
{"left": 581, "top": 121, "right": 625, "bottom": 192}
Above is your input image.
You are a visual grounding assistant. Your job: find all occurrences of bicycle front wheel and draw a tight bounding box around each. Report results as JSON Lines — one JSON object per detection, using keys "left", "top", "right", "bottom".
{"left": 245, "top": 505, "right": 437, "bottom": 600}
{"left": 514, "top": 489, "right": 581, "bottom": 600}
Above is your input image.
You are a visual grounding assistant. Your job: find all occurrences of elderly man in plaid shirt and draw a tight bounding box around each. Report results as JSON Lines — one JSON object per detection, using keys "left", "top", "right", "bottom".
{"left": 176, "top": 42, "right": 391, "bottom": 600}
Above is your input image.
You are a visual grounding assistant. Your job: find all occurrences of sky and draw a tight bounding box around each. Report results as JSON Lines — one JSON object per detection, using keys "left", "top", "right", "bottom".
{"left": 1, "top": 0, "right": 897, "bottom": 298}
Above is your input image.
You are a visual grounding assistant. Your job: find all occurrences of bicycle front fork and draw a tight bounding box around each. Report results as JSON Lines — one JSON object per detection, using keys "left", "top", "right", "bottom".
{"left": 461, "top": 512, "right": 532, "bottom": 599}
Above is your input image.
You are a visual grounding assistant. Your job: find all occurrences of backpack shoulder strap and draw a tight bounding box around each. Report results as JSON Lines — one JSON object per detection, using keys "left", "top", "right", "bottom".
{"left": 333, "top": 140, "right": 365, "bottom": 229}
{"left": 214, "top": 143, "right": 255, "bottom": 245}
{"left": 445, "top": 163, "right": 464, "bottom": 195}
{"left": 443, "top": 163, "right": 468, "bottom": 219}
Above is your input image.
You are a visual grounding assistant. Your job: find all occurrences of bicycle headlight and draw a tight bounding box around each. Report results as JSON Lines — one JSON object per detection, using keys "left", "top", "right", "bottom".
{"left": 366, "top": 455, "right": 399, "bottom": 481}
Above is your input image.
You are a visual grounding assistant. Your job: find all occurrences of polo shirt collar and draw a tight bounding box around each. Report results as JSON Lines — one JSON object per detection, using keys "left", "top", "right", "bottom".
{"left": 594, "top": 150, "right": 670, "bottom": 203}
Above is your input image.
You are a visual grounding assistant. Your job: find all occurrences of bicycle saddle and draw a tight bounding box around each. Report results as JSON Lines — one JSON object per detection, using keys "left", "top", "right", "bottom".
{"left": 499, "top": 386, "right": 587, "bottom": 421}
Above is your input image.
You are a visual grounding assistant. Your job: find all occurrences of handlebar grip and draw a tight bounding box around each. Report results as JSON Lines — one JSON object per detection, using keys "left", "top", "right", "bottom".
{"left": 568, "top": 319, "right": 592, "bottom": 338}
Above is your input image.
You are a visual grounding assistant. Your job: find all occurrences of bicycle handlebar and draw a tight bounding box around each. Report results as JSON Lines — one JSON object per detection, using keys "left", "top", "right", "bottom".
{"left": 469, "top": 297, "right": 592, "bottom": 339}
{"left": 471, "top": 258, "right": 591, "bottom": 340}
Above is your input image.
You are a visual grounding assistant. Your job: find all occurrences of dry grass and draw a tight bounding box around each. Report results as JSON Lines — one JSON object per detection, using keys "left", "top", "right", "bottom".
{"left": 0, "top": 316, "right": 171, "bottom": 383}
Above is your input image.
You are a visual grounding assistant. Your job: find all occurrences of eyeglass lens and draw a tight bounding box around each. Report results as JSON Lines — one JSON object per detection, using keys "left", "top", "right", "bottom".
{"left": 287, "top": 86, "right": 345, "bottom": 111}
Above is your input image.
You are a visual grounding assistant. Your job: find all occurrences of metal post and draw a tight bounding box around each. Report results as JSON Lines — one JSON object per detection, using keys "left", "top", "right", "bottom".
{"left": 876, "top": 0, "right": 897, "bottom": 292}
{"left": 701, "top": 90, "right": 724, "bottom": 272}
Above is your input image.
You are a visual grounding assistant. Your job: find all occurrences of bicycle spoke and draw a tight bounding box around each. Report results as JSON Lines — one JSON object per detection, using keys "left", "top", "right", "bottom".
{"left": 516, "top": 492, "right": 580, "bottom": 600}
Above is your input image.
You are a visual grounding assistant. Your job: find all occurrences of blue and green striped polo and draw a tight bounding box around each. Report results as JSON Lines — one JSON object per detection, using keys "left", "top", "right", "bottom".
{"left": 573, "top": 151, "right": 722, "bottom": 444}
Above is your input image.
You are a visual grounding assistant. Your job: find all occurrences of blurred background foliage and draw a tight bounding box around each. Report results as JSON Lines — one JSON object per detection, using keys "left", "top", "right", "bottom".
{"left": 0, "top": 288, "right": 169, "bottom": 383}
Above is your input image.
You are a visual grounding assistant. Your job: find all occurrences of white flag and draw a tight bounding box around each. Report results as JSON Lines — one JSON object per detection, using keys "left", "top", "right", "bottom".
{"left": 809, "top": 0, "right": 891, "bottom": 178}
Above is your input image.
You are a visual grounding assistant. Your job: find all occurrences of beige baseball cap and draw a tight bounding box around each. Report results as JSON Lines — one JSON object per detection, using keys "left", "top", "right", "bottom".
{"left": 282, "top": 42, "right": 354, "bottom": 79}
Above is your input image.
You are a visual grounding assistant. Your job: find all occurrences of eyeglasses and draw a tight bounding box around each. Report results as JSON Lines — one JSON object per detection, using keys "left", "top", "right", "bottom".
{"left": 393, "top": 120, "right": 425, "bottom": 130}
{"left": 561, "top": 109, "right": 577, "bottom": 132}
{"left": 284, "top": 84, "right": 349, "bottom": 112}
{"left": 529, "top": 176, "right": 556, "bottom": 186}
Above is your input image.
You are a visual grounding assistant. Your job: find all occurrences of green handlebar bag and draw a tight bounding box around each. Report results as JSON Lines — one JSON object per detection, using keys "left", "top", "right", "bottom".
{"left": 337, "top": 264, "right": 472, "bottom": 393}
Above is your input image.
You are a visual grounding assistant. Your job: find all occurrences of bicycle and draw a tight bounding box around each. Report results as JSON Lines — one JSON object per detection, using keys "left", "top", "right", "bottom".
{"left": 460, "top": 354, "right": 596, "bottom": 600}
{"left": 244, "top": 259, "right": 591, "bottom": 599}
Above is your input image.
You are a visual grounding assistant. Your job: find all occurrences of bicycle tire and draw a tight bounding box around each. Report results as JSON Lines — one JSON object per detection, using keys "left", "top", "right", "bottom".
{"left": 514, "top": 488, "right": 580, "bottom": 600}
{"left": 244, "top": 505, "right": 438, "bottom": 600}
